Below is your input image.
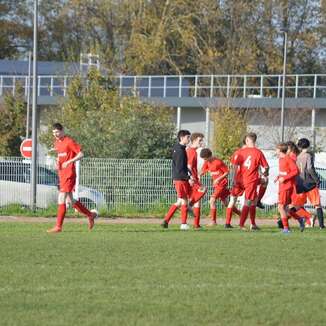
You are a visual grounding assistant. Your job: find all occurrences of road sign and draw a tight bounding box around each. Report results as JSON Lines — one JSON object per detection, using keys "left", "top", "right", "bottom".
{"left": 20, "top": 138, "right": 32, "bottom": 158}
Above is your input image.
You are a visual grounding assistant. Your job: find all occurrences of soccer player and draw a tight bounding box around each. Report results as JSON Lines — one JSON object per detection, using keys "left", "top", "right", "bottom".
{"left": 275, "top": 143, "right": 300, "bottom": 233}
{"left": 232, "top": 133, "right": 269, "bottom": 230}
{"left": 200, "top": 148, "right": 240, "bottom": 226}
{"left": 161, "top": 130, "right": 193, "bottom": 230}
{"left": 225, "top": 142, "right": 245, "bottom": 228}
{"left": 296, "top": 138, "right": 324, "bottom": 229}
{"left": 47, "top": 123, "right": 97, "bottom": 233}
{"left": 186, "top": 133, "right": 207, "bottom": 229}
{"left": 286, "top": 141, "right": 314, "bottom": 228}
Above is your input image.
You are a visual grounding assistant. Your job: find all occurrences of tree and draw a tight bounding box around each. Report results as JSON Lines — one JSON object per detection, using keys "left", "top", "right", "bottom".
{"left": 0, "top": 86, "right": 26, "bottom": 156}
{"left": 212, "top": 107, "right": 247, "bottom": 161}
{"left": 40, "top": 70, "right": 176, "bottom": 159}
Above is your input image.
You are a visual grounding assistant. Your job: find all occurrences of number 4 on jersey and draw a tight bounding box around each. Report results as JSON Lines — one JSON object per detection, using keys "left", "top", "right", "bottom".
{"left": 244, "top": 155, "right": 252, "bottom": 169}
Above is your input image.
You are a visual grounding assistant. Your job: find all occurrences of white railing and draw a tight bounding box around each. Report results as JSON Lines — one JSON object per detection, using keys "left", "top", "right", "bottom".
{"left": 1, "top": 74, "right": 326, "bottom": 99}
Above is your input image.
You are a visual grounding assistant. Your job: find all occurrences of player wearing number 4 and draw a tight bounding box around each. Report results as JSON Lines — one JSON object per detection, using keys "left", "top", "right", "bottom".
{"left": 47, "top": 123, "right": 98, "bottom": 233}
{"left": 232, "top": 133, "right": 269, "bottom": 230}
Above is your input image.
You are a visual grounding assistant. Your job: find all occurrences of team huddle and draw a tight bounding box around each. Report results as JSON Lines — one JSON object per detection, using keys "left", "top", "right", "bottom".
{"left": 161, "top": 130, "right": 324, "bottom": 232}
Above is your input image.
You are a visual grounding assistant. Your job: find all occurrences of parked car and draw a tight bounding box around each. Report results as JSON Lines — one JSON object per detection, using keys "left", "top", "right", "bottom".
{"left": 0, "top": 160, "right": 107, "bottom": 210}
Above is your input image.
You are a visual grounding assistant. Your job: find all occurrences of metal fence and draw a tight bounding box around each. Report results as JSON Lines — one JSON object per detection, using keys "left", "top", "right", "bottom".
{"left": 1, "top": 157, "right": 326, "bottom": 212}
{"left": 1, "top": 74, "right": 326, "bottom": 99}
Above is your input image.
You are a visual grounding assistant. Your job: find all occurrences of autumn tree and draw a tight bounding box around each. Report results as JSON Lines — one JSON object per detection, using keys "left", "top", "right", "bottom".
{"left": 212, "top": 107, "right": 247, "bottom": 161}
{"left": 0, "top": 86, "right": 26, "bottom": 156}
{"left": 40, "top": 70, "right": 176, "bottom": 159}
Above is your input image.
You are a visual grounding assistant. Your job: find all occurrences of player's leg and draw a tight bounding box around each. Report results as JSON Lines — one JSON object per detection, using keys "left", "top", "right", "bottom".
{"left": 189, "top": 184, "right": 207, "bottom": 206}
{"left": 70, "top": 194, "right": 97, "bottom": 230}
{"left": 208, "top": 196, "right": 217, "bottom": 226}
{"left": 308, "top": 188, "right": 324, "bottom": 228}
{"left": 193, "top": 201, "right": 201, "bottom": 229}
{"left": 278, "top": 190, "right": 292, "bottom": 233}
{"left": 240, "top": 182, "right": 257, "bottom": 230}
{"left": 47, "top": 191, "right": 67, "bottom": 233}
{"left": 279, "top": 203, "right": 290, "bottom": 233}
{"left": 225, "top": 195, "right": 237, "bottom": 228}
{"left": 257, "top": 177, "right": 268, "bottom": 209}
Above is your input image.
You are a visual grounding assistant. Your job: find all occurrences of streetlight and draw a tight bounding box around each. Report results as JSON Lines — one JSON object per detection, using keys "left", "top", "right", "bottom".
{"left": 30, "top": 0, "right": 38, "bottom": 210}
{"left": 280, "top": 27, "right": 288, "bottom": 142}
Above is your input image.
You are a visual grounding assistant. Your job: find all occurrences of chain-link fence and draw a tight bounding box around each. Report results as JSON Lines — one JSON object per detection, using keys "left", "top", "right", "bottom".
{"left": 1, "top": 156, "right": 325, "bottom": 213}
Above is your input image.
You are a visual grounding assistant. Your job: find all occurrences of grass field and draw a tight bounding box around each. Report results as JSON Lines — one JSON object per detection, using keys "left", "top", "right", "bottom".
{"left": 1, "top": 222, "right": 326, "bottom": 325}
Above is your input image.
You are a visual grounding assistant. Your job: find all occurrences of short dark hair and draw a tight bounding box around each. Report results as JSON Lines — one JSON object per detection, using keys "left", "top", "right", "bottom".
{"left": 297, "top": 138, "right": 310, "bottom": 149}
{"left": 277, "top": 143, "right": 288, "bottom": 154}
{"left": 190, "top": 132, "right": 204, "bottom": 142}
{"left": 177, "top": 129, "right": 191, "bottom": 141}
{"left": 200, "top": 148, "right": 212, "bottom": 159}
{"left": 53, "top": 123, "right": 63, "bottom": 131}
{"left": 245, "top": 132, "right": 257, "bottom": 143}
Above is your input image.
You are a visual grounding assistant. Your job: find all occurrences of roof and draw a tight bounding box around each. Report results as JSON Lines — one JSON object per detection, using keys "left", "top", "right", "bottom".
{"left": 0, "top": 60, "right": 80, "bottom": 76}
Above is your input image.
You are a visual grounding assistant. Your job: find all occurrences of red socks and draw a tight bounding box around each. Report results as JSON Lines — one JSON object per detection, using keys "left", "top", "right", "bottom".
{"left": 249, "top": 206, "right": 256, "bottom": 226}
{"left": 181, "top": 205, "right": 188, "bottom": 224}
{"left": 282, "top": 217, "right": 289, "bottom": 229}
{"left": 296, "top": 207, "right": 311, "bottom": 220}
{"left": 164, "top": 204, "right": 178, "bottom": 223}
{"left": 257, "top": 185, "right": 267, "bottom": 201}
{"left": 73, "top": 200, "right": 92, "bottom": 218}
{"left": 225, "top": 207, "right": 233, "bottom": 225}
{"left": 193, "top": 207, "right": 201, "bottom": 227}
{"left": 233, "top": 207, "right": 241, "bottom": 216}
{"left": 239, "top": 205, "right": 250, "bottom": 227}
{"left": 56, "top": 203, "right": 66, "bottom": 228}
{"left": 210, "top": 208, "right": 217, "bottom": 223}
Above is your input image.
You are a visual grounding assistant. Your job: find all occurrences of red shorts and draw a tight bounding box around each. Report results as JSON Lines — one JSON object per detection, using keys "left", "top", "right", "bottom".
{"left": 279, "top": 188, "right": 293, "bottom": 206}
{"left": 189, "top": 183, "right": 207, "bottom": 203}
{"left": 212, "top": 186, "right": 230, "bottom": 201}
{"left": 59, "top": 175, "right": 76, "bottom": 193}
{"left": 174, "top": 180, "right": 191, "bottom": 199}
{"left": 291, "top": 187, "right": 306, "bottom": 206}
{"left": 231, "top": 181, "right": 258, "bottom": 201}
{"left": 293, "top": 187, "right": 321, "bottom": 206}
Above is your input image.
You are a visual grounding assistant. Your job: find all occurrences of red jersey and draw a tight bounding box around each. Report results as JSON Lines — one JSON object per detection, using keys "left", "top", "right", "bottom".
{"left": 186, "top": 147, "right": 199, "bottom": 183}
{"left": 288, "top": 152, "right": 297, "bottom": 162}
{"left": 233, "top": 147, "right": 269, "bottom": 185}
{"left": 54, "top": 136, "right": 81, "bottom": 177}
{"left": 278, "top": 155, "right": 299, "bottom": 192}
{"left": 201, "top": 158, "right": 229, "bottom": 187}
{"left": 230, "top": 148, "right": 243, "bottom": 183}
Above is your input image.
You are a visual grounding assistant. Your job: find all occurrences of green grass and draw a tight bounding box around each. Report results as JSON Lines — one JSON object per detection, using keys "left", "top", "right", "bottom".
{"left": 1, "top": 222, "right": 325, "bottom": 325}
{"left": 0, "top": 202, "right": 279, "bottom": 218}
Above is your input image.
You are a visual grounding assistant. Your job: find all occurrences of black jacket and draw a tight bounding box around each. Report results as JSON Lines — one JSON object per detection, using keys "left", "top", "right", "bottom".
{"left": 172, "top": 143, "right": 190, "bottom": 180}
{"left": 296, "top": 151, "right": 320, "bottom": 193}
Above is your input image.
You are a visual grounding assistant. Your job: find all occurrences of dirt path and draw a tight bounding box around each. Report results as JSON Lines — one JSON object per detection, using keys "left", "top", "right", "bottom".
{"left": 0, "top": 216, "right": 278, "bottom": 226}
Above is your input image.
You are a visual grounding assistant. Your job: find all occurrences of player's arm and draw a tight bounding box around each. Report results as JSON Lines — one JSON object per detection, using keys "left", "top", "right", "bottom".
{"left": 281, "top": 160, "right": 299, "bottom": 182}
{"left": 213, "top": 163, "right": 229, "bottom": 185}
{"left": 260, "top": 152, "right": 269, "bottom": 177}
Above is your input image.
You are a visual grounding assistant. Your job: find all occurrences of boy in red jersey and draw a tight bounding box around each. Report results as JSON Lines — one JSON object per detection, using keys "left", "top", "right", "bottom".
{"left": 200, "top": 148, "right": 240, "bottom": 226}
{"left": 161, "top": 130, "right": 193, "bottom": 230}
{"left": 232, "top": 133, "right": 269, "bottom": 230}
{"left": 186, "top": 133, "right": 207, "bottom": 229}
{"left": 286, "top": 141, "right": 314, "bottom": 228}
{"left": 275, "top": 143, "right": 300, "bottom": 233}
{"left": 47, "top": 123, "right": 97, "bottom": 233}
{"left": 225, "top": 144, "right": 245, "bottom": 228}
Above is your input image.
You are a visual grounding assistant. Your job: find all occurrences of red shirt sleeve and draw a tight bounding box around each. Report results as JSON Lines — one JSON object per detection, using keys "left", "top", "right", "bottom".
{"left": 259, "top": 151, "right": 269, "bottom": 169}
{"left": 283, "top": 157, "right": 299, "bottom": 181}
{"left": 201, "top": 161, "right": 209, "bottom": 175}
{"left": 68, "top": 137, "right": 81, "bottom": 155}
